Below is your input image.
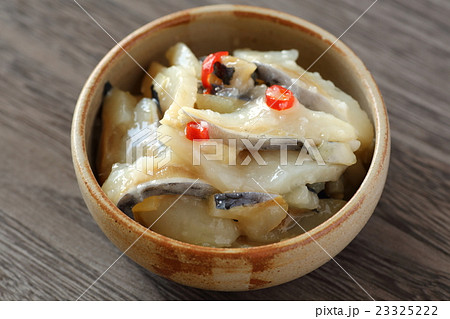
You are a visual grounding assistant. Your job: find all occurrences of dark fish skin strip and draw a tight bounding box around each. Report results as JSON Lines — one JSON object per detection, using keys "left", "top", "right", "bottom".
{"left": 117, "top": 179, "right": 218, "bottom": 219}
{"left": 103, "top": 81, "right": 112, "bottom": 97}
{"left": 214, "top": 192, "right": 278, "bottom": 210}
{"left": 213, "top": 62, "right": 235, "bottom": 85}
{"left": 150, "top": 84, "right": 162, "bottom": 113}
{"left": 117, "top": 182, "right": 280, "bottom": 220}
{"left": 251, "top": 70, "right": 258, "bottom": 85}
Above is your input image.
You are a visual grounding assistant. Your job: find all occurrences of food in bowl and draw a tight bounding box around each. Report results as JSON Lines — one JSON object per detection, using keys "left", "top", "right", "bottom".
{"left": 98, "top": 42, "right": 374, "bottom": 248}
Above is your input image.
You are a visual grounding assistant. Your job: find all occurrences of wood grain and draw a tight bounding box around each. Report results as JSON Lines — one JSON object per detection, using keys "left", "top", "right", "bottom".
{"left": 0, "top": 0, "right": 449, "bottom": 300}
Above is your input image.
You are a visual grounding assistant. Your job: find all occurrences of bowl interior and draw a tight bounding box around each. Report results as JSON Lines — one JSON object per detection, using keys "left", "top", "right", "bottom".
{"left": 85, "top": 7, "right": 375, "bottom": 174}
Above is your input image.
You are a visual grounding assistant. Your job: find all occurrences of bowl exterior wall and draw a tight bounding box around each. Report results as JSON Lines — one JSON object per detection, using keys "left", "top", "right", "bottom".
{"left": 72, "top": 5, "right": 390, "bottom": 291}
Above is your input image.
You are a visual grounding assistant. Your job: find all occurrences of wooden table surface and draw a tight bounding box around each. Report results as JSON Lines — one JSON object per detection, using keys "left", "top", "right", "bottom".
{"left": 1, "top": 0, "right": 449, "bottom": 301}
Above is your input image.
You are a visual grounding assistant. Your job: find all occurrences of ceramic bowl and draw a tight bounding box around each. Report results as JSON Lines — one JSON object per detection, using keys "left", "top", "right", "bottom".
{"left": 71, "top": 4, "right": 390, "bottom": 291}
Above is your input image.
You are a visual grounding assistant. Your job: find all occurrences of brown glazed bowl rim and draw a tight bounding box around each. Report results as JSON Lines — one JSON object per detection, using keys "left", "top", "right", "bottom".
{"left": 72, "top": 4, "right": 388, "bottom": 257}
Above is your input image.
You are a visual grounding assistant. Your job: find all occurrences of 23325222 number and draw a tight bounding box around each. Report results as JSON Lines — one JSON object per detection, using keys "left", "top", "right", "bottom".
{"left": 375, "top": 306, "right": 438, "bottom": 316}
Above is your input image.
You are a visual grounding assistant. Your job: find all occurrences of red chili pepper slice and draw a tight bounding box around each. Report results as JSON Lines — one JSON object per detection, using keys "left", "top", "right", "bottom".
{"left": 265, "top": 85, "right": 295, "bottom": 111}
{"left": 185, "top": 121, "right": 210, "bottom": 140}
{"left": 201, "top": 51, "right": 229, "bottom": 94}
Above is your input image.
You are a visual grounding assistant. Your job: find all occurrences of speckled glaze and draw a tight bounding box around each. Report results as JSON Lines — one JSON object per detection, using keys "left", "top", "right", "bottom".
{"left": 71, "top": 5, "right": 390, "bottom": 291}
